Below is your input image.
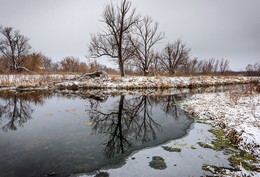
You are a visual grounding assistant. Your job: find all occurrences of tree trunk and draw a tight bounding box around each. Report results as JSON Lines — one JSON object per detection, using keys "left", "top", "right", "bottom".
{"left": 119, "top": 60, "right": 125, "bottom": 77}
{"left": 143, "top": 68, "right": 149, "bottom": 76}
{"left": 169, "top": 69, "right": 175, "bottom": 76}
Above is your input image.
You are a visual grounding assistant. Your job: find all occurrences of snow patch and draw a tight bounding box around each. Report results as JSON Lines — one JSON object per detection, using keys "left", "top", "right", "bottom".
{"left": 180, "top": 91, "right": 260, "bottom": 159}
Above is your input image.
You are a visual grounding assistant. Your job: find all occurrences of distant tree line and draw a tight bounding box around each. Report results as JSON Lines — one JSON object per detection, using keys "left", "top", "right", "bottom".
{"left": 0, "top": 26, "right": 118, "bottom": 74}
{"left": 245, "top": 62, "right": 260, "bottom": 76}
{"left": 0, "top": 52, "right": 118, "bottom": 74}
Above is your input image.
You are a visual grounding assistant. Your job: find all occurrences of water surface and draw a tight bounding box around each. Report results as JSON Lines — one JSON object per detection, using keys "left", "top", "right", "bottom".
{"left": 0, "top": 90, "right": 194, "bottom": 176}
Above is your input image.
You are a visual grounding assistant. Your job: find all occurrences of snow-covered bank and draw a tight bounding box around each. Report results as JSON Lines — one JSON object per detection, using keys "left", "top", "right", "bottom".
{"left": 1, "top": 74, "right": 258, "bottom": 90}
{"left": 58, "top": 75, "right": 259, "bottom": 89}
{"left": 180, "top": 91, "right": 260, "bottom": 159}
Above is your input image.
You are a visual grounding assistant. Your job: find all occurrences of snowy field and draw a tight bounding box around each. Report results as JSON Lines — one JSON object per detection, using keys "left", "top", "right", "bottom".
{"left": 0, "top": 74, "right": 259, "bottom": 89}
{"left": 180, "top": 90, "right": 260, "bottom": 160}
{"left": 58, "top": 75, "right": 259, "bottom": 89}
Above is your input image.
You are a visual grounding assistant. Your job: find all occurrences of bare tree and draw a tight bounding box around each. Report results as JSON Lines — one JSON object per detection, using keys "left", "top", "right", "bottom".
{"left": 89, "top": 0, "right": 140, "bottom": 77}
{"left": 190, "top": 58, "right": 203, "bottom": 74}
{"left": 246, "top": 62, "right": 260, "bottom": 76}
{"left": 159, "top": 39, "right": 190, "bottom": 75}
{"left": 129, "top": 16, "right": 164, "bottom": 76}
{"left": 200, "top": 58, "right": 216, "bottom": 74}
{"left": 219, "top": 58, "right": 229, "bottom": 74}
{"left": 41, "top": 55, "right": 53, "bottom": 72}
{"left": 213, "top": 58, "right": 219, "bottom": 73}
{"left": 0, "top": 26, "right": 31, "bottom": 72}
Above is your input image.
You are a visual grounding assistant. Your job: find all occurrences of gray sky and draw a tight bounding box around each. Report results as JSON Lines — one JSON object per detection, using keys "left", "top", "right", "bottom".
{"left": 0, "top": 0, "right": 259, "bottom": 71}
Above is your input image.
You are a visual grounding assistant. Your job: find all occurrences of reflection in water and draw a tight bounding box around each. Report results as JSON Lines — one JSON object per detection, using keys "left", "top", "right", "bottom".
{"left": 0, "top": 91, "right": 51, "bottom": 131}
{"left": 0, "top": 91, "right": 106, "bottom": 132}
{"left": 0, "top": 90, "right": 194, "bottom": 176}
{"left": 88, "top": 95, "right": 185, "bottom": 158}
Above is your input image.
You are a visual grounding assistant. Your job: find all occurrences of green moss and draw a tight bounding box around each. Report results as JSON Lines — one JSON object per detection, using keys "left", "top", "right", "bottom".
{"left": 149, "top": 156, "right": 167, "bottom": 170}
{"left": 196, "top": 129, "right": 235, "bottom": 151}
{"left": 228, "top": 156, "right": 258, "bottom": 171}
{"left": 189, "top": 115, "right": 210, "bottom": 124}
{"left": 202, "top": 164, "right": 237, "bottom": 174}
{"left": 197, "top": 128, "right": 259, "bottom": 172}
{"left": 222, "top": 148, "right": 238, "bottom": 156}
{"left": 190, "top": 145, "right": 197, "bottom": 150}
{"left": 208, "top": 129, "right": 225, "bottom": 137}
{"left": 162, "top": 146, "right": 181, "bottom": 152}
{"left": 211, "top": 138, "right": 234, "bottom": 151}
{"left": 238, "top": 150, "right": 257, "bottom": 162}
{"left": 197, "top": 142, "right": 215, "bottom": 149}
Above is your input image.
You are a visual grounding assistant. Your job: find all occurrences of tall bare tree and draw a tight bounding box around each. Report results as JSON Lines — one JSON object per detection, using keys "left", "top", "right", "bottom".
{"left": 201, "top": 58, "right": 216, "bottom": 74}
{"left": 219, "top": 58, "right": 229, "bottom": 74}
{"left": 159, "top": 39, "right": 190, "bottom": 75}
{"left": 89, "top": 0, "right": 140, "bottom": 77}
{"left": 0, "top": 26, "right": 31, "bottom": 72}
{"left": 129, "top": 16, "right": 164, "bottom": 76}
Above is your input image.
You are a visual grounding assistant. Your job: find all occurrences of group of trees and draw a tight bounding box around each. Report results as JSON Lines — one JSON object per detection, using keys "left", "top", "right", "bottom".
{"left": 0, "top": 51, "right": 118, "bottom": 74}
{"left": 89, "top": 0, "right": 165, "bottom": 76}
{"left": 0, "top": 23, "right": 233, "bottom": 76}
{"left": 180, "top": 58, "right": 230, "bottom": 75}
{"left": 88, "top": 0, "right": 232, "bottom": 76}
{"left": 0, "top": 26, "right": 118, "bottom": 74}
{"left": 0, "top": 26, "right": 117, "bottom": 74}
{"left": 246, "top": 62, "right": 260, "bottom": 76}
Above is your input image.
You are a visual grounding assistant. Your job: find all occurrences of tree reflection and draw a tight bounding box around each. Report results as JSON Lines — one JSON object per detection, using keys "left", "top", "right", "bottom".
{"left": 0, "top": 91, "right": 51, "bottom": 131}
{"left": 125, "top": 96, "right": 162, "bottom": 144}
{"left": 153, "top": 95, "right": 181, "bottom": 118}
{"left": 88, "top": 95, "right": 162, "bottom": 158}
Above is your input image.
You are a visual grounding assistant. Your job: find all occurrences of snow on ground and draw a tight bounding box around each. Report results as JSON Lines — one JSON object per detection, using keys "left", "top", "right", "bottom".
{"left": 0, "top": 74, "right": 260, "bottom": 89}
{"left": 1, "top": 74, "right": 258, "bottom": 89}
{"left": 180, "top": 91, "right": 260, "bottom": 159}
{"left": 59, "top": 75, "right": 259, "bottom": 89}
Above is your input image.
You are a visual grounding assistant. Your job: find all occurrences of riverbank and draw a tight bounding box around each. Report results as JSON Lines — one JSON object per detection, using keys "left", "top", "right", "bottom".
{"left": 0, "top": 74, "right": 259, "bottom": 90}
{"left": 72, "top": 122, "right": 259, "bottom": 177}
{"left": 180, "top": 90, "right": 260, "bottom": 162}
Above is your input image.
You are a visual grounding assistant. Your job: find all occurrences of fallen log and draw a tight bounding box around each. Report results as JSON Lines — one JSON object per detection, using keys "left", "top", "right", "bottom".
{"left": 72, "top": 70, "right": 109, "bottom": 80}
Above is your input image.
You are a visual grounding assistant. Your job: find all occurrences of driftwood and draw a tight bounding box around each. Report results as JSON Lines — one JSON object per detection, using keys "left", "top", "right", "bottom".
{"left": 82, "top": 70, "right": 108, "bottom": 78}
{"left": 72, "top": 70, "right": 109, "bottom": 80}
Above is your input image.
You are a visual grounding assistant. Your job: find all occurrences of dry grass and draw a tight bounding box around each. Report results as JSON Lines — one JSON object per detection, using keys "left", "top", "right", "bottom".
{"left": 0, "top": 74, "right": 259, "bottom": 90}
{"left": 0, "top": 74, "right": 77, "bottom": 88}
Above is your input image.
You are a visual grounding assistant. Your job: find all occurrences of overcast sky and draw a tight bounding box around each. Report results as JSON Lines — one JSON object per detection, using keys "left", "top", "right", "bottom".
{"left": 0, "top": 0, "right": 259, "bottom": 71}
